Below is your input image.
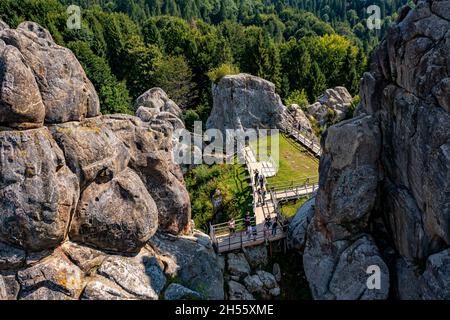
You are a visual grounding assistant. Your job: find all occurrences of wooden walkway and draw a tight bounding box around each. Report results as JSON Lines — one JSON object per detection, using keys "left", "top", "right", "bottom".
{"left": 282, "top": 110, "right": 322, "bottom": 158}
{"left": 210, "top": 145, "right": 318, "bottom": 253}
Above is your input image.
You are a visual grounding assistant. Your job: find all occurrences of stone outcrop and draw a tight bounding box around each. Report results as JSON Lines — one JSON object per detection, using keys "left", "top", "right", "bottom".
{"left": 224, "top": 246, "right": 282, "bottom": 300}
{"left": 305, "top": 87, "right": 353, "bottom": 126}
{"left": 0, "top": 39, "right": 45, "bottom": 129}
{"left": 0, "top": 22, "right": 223, "bottom": 300}
{"left": 0, "top": 22, "right": 100, "bottom": 123}
{"left": 0, "top": 128, "right": 79, "bottom": 252}
{"left": 206, "top": 74, "right": 285, "bottom": 133}
{"left": 287, "top": 197, "right": 316, "bottom": 251}
{"left": 292, "top": 0, "right": 450, "bottom": 300}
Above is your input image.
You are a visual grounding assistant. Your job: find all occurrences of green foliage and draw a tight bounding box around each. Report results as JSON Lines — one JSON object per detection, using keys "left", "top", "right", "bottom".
{"left": 185, "top": 163, "right": 252, "bottom": 232}
{"left": 285, "top": 90, "right": 309, "bottom": 109}
{"left": 183, "top": 110, "right": 200, "bottom": 131}
{"left": 68, "top": 41, "right": 133, "bottom": 114}
{"left": 346, "top": 95, "right": 361, "bottom": 119}
{"left": 0, "top": 0, "right": 406, "bottom": 119}
{"left": 207, "top": 63, "right": 240, "bottom": 83}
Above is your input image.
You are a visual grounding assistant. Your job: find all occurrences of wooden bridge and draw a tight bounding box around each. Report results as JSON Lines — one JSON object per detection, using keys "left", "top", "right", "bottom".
{"left": 210, "top": 145, "right": 319, "bottom": 253}
{"left": 282, "top": 109, "right": 322, "bottom": 158}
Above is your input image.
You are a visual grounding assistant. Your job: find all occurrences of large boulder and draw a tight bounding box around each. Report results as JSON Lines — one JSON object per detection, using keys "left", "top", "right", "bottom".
{"left": 227, "top": 253, "right": 251, "bottom": 279}
{"left": 17, "top": 249, "right": 85, "bottom": 300}
{"left": 0, "top": 128, "right": 79, "bottom": 251}
{"left": 302, "top": 1, "right": 450, "bottom": 300}
{"left": 164, "top": 283, "right": 202, "bottom": 300}
{"left": 288, "top": 197, "right": 316, "bottom": 251}
{"left": 69, "top": 168, "right": 158, "bottom": 253}
{"left": 150, "top": 232, "right": 224, "bottom": 299}
{"left": 206, "top": 74, "right": 285, "bottom": 133}
{"left": 228, "top": 280, "right": 255, "bottom": 300}
{"left": 49, "top": 119, "right": 130, "bottom": 189}
{"left": 0, "top": 39, "right": 45, "bottom": 129}
{"left": 305, "top": 87, "right": 353, "bottom": 125}
{"left": 303, "top": 115, "right": 388, "bottom": 300}
{"left": 96, "top": 115, "right": 191, "bottom": 234}
{"left": 0, "top": 242, "right": 26, "bottom": 271}
{"left": 0, "top": 22, "right": 100, "bottom": 123}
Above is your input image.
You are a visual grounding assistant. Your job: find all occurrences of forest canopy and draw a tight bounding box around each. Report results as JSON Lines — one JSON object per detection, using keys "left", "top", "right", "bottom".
{"left": 0, "top": 0, "right": 407, "bottom": 122}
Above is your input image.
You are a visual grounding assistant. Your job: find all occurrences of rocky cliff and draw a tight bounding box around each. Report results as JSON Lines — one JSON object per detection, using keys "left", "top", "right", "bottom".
{"left": 0, "top": 21, "right": 223, "bottom": 300}
{"left": 206, "top": 73, "right": 285, "bottom": 132}
{"left": 290, "top": 0, "right": 450, "bottom": 300}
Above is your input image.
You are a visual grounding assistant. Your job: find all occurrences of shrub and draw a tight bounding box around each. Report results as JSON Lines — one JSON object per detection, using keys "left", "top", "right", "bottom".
{"left": 285, "top": 89, "right": 309, "bottom": 109}
{"left": 207, "top": 63, "right": 240, "bottom": 83}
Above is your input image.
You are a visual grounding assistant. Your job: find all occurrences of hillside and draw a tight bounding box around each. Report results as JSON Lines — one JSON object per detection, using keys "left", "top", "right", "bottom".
{"left": 0, "top": 0, "right": 406, "bottom": 125}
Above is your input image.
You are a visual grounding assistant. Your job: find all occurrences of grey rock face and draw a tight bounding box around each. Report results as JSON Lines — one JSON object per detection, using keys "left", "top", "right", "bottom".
{"left": 286, "top": 104, "right": 315, "bottom": 135}
{"left": 243, "top": 246, "right": 268, "bottom": 269}
{"left": 0, "top": 39, "right": 45, "bottom": 129}
{"left": 0, "top": 128, "right": 79, "bottom": 251}
{"left": 0, "top": 274, "right": 19, "bottom": 300}
{"left": 228, "top": 280, "right": 255, "bottom": 300}
{"left": 303, "top": 115, "right": 388, "bottom": 300}
{"left": 49, "top": 120, "right": 130, "bottom": 189}
{"left": 151, "top": 232, "right": 224, "bottom": 299}
{"left": 0, "top": 20, "right": 9, "bottom": 31}
{"left": 60, "top": 241, "right": 106, "bottom": 273}
{"left": 164, "top": 283, "right": 202, "bottom": 300}
{"left": 70, "top": 168, "right": 158, "bottom": 253}
{"left": 97, "top": 255, "right": 160, "bottom": 300}
{"left": 302, "top": 1, "right": 450, "bottom": 300}
{"left": 81, "top": 277, "right": 134, "bottom": 300}
{"left": 0, "top": 242, "right": 26, "bottom": 270}
{"left": 305, "top": 87, "right": 353, "bottom": 125}
{"left": 206, "top": 74, "right": 285, "bottom": 133}
{"left": 17, "top": 250, "right": 85, "bottom": 300}
{"left": 99, "top": 115, "right": 191, "bottom": 235}
{"left": 421, "top": 248, "right": 450, "bottom": 299}
{"left": 288, "top": 197, "right": 316, "bottom": 251}
{"left": 227, "top": 253, "right": 251, "bottom": 279}
{"left": 0, "top": 22, "right": 100, "bottom": 123}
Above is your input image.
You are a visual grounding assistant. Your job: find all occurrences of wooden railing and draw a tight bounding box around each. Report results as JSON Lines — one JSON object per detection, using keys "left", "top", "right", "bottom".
{"left": 282, "top": 109, "right": 322, "bottom": 157}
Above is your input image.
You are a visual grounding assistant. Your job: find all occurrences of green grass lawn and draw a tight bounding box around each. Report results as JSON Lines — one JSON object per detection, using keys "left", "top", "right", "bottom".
{"left": 185, "top": 161, "right": 253, "bottom": 232}
{"left": 187, "top": 134, "right": 319, "bottom": 232}
{"left": 250, "top": 133, "right": 319, "bottom": 186}
{"left": 280, "top": 197, "right": 309, "bottom": 218}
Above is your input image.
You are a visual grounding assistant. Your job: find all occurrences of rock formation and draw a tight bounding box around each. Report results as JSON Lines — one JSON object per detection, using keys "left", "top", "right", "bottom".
{"left": 224, "top": 246, "right": 281, "bottom": 300}
{"left": 0, "top": 21, "right": 100, "bottom": 124}
{"left": 291, "top": 0, "right": 450, "bottom": 300}
{"left": 0, "top": 21, "right": 223, "bottom": 300}
{"left": 206, "top": 74, "right": 285, "bottom": 133}
{"left": 305, "top": 87, "right": 353, "bottom": 126}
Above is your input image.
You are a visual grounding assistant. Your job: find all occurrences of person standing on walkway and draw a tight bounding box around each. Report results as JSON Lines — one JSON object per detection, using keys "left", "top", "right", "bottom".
{"left": 256, "top": 187, "right": 262, "bottom": 206}
{"left": 252, "top": 225, "right": 257, "bottom": 241}
{"left": 264, "top": 217, "right": 272, "bottom": 238}
{"left": 254, "top": 169, "right": 259, "bottom": 187}
{"left": 244, "top": 212, "right": 251, "bottom": 228}
{"left": 228, "top": 218, "right": 236, "bottom": 235}
{"left": 246, "top": 225, "right": 252, "bottom": 240}
{"left": 258, "top": 173, "right": 265, "bottom": 189}
{"left": 261, "top": 187, "right": 267, "bottom": 206}
{"left": 272, "top": 217, "right": 278, "bottom": 236}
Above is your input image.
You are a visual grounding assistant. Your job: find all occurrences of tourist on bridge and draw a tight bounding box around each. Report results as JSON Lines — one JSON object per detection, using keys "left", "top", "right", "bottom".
{"left": 256, "top": 187, "right": 263, "bottom": 206}
{"left": 253, "top": 169, "right": 259, "bottom": 187}
{"left": 261, "top": 187, "right": 267, "bottom": 205}
{"left": 264, "top": 217, "right": 272, "bottom": 238}
{"left": 272, "top": 217, "right": 279, "bottom": 236}
{"left": 252, "top": 225, "right": 257, "bottom": 241}
{"left": 244, "top": 212, "right": 251, "bottom": 227}
{"left": 228, "top": 218, "right": 236, "bottom": 235}
{"left": 246, "top": 225, "right": 252, "bottom": 240}
{"left": 258, "top": 174, "right": 265, "bottom": 189}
